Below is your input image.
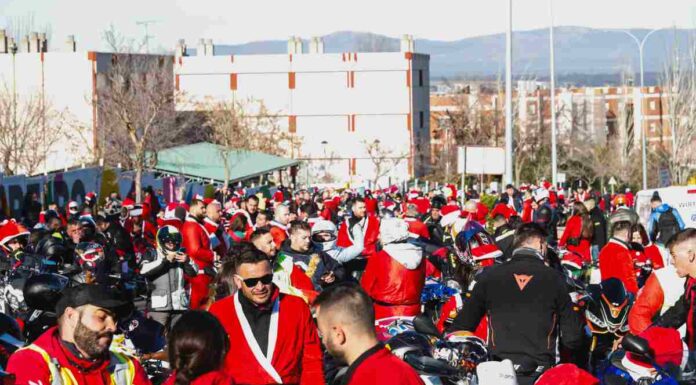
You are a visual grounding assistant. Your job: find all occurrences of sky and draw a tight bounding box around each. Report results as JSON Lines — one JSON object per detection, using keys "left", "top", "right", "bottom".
{"left": 0, "top": 0, "right": 694, "bottom": 51}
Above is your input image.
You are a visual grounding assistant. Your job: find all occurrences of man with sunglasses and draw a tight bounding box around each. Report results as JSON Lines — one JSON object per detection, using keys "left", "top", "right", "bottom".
{"left": 209, "top": 248, "right": 324, "bottom": 385}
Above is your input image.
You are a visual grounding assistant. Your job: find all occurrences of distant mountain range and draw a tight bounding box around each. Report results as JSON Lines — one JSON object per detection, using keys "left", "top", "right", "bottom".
{"left": 187, "top": 27, "right": 694, "bottom": 86}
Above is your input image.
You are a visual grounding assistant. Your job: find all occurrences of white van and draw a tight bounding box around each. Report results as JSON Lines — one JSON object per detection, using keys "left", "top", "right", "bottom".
{"left": 635, "top": 185, "right": 696, "bottom": 228}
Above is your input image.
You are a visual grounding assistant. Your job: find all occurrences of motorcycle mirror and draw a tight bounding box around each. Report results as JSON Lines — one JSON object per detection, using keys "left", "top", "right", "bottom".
{"left": 621, "top": 334, "right": 653, "bottom": 358}
{"left": 413, "top": 314, "right": 442, "bottom": 338}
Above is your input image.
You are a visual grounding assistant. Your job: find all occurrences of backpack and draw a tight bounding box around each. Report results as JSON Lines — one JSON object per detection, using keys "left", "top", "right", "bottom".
{"left": 657, "top": 207, "right": 679, "bottom": 244}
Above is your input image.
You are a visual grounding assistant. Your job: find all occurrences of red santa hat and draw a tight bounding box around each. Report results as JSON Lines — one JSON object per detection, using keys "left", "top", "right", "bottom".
{"left": 163, "top": 203, "right": 180, "bottom": 221}
{"left": 535, "top": 364, "right": 598, "bottom": 385}
{"left": 519, "top": 183, "right": 529, "bottom": 192}
{"left": 542, "top": 180, "right": 552, "bottom": 190}
{"left": 624, "top": 327, "right": 688, "bottom": 371}
{"left": 203, "top": 198, "right": 220, "bottom": 207}
{"left": 129, "top": 204, "right": 143, "bottom": 217}
{"left": 0, "top": 220, "right": 29, "bottom": 250}
{"left": 122, "top": 197, "right": 136, "bottom": 209}
{"left": 470, "top": 240, "right": 503, "bottom": 261}
{"left": 440, "top": 204, "right": 461, "bottom": 227}
{"left": 85, "top": 191, "right": 96, "bottom": 203}
{"left": 382, "top": 200, "right": 397, "bottom": 212}
{"left": 407, "top": 189, "right": 419, "bottom": 200}
{"left": 560, "top": 252, "right": 584, "bottom": 270}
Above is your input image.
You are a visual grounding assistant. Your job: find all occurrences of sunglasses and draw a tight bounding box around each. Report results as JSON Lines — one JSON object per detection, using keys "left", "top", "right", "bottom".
{"left": 237, "top": 274, "right": 273, "bottom": 288}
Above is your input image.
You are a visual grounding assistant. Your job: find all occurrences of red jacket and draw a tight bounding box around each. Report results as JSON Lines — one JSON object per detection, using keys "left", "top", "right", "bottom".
{"left": 490, "top": 203, "right": 517, "bottom": 220}
{"left": 361, "top": 247, "right": 425, "bottom": 320}
{"left": 7, "top": 326, "right": 150, "bottom": 385}
{"left": 599, "top": 239, "right": 638, "bottom": 294}
{"left": 343, "top": 345, "right": 425, "bottom": 385}
{"left": 269, "top": 221, "right": 289, "bottom": 250}
{"left": 364, "top": 197, "right": 378, "bottom": 215}
{"left": 521, "top": 199, "right": 534, "bottom": 223}
{"left": 208, "top": 290, "right": 324, "bottom": 385}
{"left": 632, "top": 243, "right": 665, "bottom": 273}
{"left": 337, "top": 216, "right": 380, "bottom": 258}
{"left": 404, "top": 217, "right": 430, "bottom": 239}
{"left": 559, "top": 215, "right": 592, "bottom": 264}
{"left": 182, "top": 216, "right": 215, "bottom": 268}
{"left": 164, "top": 370, "right": 235, "bottom": 385}
{"left": 437, "top": 293, "right": 488, "bottom": 340}
{"left": 628, "top": 267, "right": 686, "bottom": 335}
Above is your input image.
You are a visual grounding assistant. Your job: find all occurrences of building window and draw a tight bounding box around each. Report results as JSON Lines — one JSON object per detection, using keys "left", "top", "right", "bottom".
{"left": 418, "top": 70, "right": 424, "bottom": 87}
{"left": 650, "top": 123, "right": 657, "bottom": 133}
{"left": 649, "top": 100, "right": 656, "bottom": 110}
{"left": 419, "top": 111, "right": 424, "bottom": 128}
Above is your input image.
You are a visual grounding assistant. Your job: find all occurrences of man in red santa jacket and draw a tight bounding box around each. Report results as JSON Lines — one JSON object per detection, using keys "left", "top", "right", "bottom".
{"left": 598, "top": 220, "right": 638, "bottom": 294}
{"left": 403, "top": 203, "right": 430, "bottom": 239}
{"left": 337, "top": 198, "right": 380, "bottom": 258}
{"left": 361, "top": 218, "right": 425, "bottom": 319}
{"left": 203, "top": 199, "right": 228, "bottom": 258}
{"left": 314, "top": 284, "right": 424, "bottom": 385}
{"left": 182, "top": 198, "right": 217, "bottom": 309}
{"left": 209, "top": 249, "right": 324, "bottom": 385}
{"left": 269, "top": 204, "right": 291, "bottom": 249}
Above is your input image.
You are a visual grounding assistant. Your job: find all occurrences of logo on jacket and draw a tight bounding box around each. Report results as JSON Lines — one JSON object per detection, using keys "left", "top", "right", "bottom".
{"left": 513, "top": 274, "right": 533, "bottom": 291}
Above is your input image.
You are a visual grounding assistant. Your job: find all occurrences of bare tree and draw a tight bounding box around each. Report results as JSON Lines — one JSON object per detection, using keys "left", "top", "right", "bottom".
{"left": 661, "top": 35, "right": 696, "bottom": 185}
{"left": 364, "top": 139, "right": 407, "bottom": 187}
{"left": 0, "top": 85, "right": 76, "bottom": 175}
{"left": 197, "top": 97, "right": 301, "bottom": 189}
{"left": 102, "top": 24, "right": 146, "bottom": 53}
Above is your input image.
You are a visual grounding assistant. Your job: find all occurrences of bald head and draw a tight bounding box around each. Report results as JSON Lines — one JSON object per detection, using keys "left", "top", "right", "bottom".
{"left": 274, "top": 204, "right": 290, "bottom": 225}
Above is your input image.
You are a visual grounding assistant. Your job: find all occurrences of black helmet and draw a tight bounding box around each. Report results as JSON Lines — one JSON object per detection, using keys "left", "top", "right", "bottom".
{"left": 431, "top": 195, "right": 446, "bottom": 209}
{"left": 23, "top": 273, "right": 69, "bottom": 312}
{"left": 156, "top": 225, "right": 182, "bottom": 252}
{"left": 385, "top": 331, "right": 433, "bottom": 360}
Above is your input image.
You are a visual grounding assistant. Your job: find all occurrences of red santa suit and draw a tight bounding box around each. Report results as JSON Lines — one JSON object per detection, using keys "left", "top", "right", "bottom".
{"left": 404, "top": 216, "right": 430, "bottom": 239}
{"left": 628, "top": 266, "right": 686, "bottom": 335}
{"left": 182, "top": 215, "right": 215, "bottom": 309}
{"left": 361, "top": 243, "right": 425, "bottom": 320}
{"left": 632, "top": 243, "right": 666, "bottom": 273}
{"left": 599, "top": 238, "right": 639, "bottom": 294}
{"left": 364, "top": 196, "right": 378, "bottom": 215}
{"left": 521, "top": 198, "right": 534, "bottom": 223}
{"left": 208, "top": 290, "right": 324, "bottom": 385}
{"left": 337, "top": 216, "right": 380, "bottom": 258}
{"left": 436, "top": 293, "right": 488, "bottom": 340}
{"left": 204, "top": 217, "right": 228, "bottom": 259}
{"left": 559, "top": 215, "right": 592, "bottom": 264}
{"left": 341, "top": 345, "right": 425, "bottom": 385}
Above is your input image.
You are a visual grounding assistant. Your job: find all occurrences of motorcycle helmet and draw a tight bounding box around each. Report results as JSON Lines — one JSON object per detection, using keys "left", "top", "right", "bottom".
{"left": 430, "top": 195, "right": 446, "bottom": 210}
{"left": 4, "top": 274, "right": 28, "bottom": 315}
{"left": 443, "top": 335, "right": 489, "bottom": 371}
{"left": 104, "top": 200, "right": 122, "bottom": 218}
{"left": 386, "top": 331, "right": 433, "bottom": 360}
{"left": 454, "top": 221, "right": 502, "bottom": 265}
{"left": 23, "top": 273, "right": 70, "bottom": 312}
{"left": 75, "top": 242, "right": 104, "bottom": 271}
{"left": 156, "top": 225, "right": 182, "bottom": 253}
{"left": 311, "top": 220, "right": 337, "bottom": 252}
{"left": 609, "top": 208, "right": 639, "bottom": 227}
{"left": 585, "top": 278, "right": 633, "bottom": 335}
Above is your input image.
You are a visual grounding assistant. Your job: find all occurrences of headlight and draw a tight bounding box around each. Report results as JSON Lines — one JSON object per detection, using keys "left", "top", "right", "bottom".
{"left": 585, "top": 309, "right": 607, "bottom": 328}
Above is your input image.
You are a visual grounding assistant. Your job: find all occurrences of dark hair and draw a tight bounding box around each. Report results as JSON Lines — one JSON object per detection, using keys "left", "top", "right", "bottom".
{"left": 169, "top": 311, "right": 229, "bottom": 385}
{"left": 214, "top": 260, "right": 237, "bottom": 300}
{"left": 612, "top": 220, "right": 633, "bottom": 235}
{"left": 572, "top": 202, "right": 594, "bottom": 239}
{"left": 233, "top": 248, "right": 270, "bottom": 271}
{"left": 246, "top": 195, "right": 259, "bottom": 203}
{"left": 512, "top": 223, "right": 548, "bottom": 249}
{"left": 250, "top": 228, "right": 271, "bottom": 243}
{"left": 67, "top": 218, "right": 82, "bottom": 228}
{"left": 299, "top": 202, "right": 317, "bottom": 217}
{"left": 257, "top": 211, "right": 270, "bottom": 221}
{"left": 190, "top": 199, "right": 204, "bottom": 209}
{"left": 666, "top": 228, "right": 696, "bottom": 251}
{"left": 229, "top": 215, "right": 247, "bottom": 232}
{"left": 352, "top": 197, "right": 365, "bottom": 205}
{"left": 289, "top": 220, "right": 311, "bottom": 235}
{"left": 650, "top": 191, "right": 662, "bottom": 203}
{"left": 314, "top": 283, "right": 375, "bottom": 333}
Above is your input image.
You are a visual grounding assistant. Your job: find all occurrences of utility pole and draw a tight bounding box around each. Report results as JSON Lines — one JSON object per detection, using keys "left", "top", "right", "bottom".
{"left": 549, "top": 0, "right": 558, "bottom": 187}
{"left": 504, "top": 0, "right": 514, "bottom": 185}
{"left": 136, "top": 20, "right": 159, "bottom": 53}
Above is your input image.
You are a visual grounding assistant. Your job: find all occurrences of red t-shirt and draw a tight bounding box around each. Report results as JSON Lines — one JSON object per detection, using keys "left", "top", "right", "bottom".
{"left": 344, "top": 345, "right": 424, "bottom": 385}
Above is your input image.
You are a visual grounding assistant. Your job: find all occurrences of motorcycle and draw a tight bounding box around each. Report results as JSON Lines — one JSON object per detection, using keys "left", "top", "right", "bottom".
{"left": 578, "top": 278, "right": 635, "bottom": 373}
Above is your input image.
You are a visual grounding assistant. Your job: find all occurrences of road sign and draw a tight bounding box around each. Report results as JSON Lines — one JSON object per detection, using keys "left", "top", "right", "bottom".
{"left": 608, "top": 177, "right": 617, "bottom": 186}
{"left": 557, "top": 173, "right": 566, "bottom": 183}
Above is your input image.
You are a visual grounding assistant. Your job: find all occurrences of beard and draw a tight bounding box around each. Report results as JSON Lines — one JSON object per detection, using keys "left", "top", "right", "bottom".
{"left": 74, "top": 316, "right": 113, "bottom": 359}
{"left": 324, "top": 335, "right": 346, "bottom": 365}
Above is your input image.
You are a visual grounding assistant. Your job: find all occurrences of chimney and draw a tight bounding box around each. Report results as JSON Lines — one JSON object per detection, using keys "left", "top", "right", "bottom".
{"left": 175, "top": 39, "right": 187, "bottom": 57}
{"left": 294, "top": 37, "right": 303, "bottom": 54}
{"left": 65, "top": 35, "right": 76, "bottom": 52}
{"left": 0, "top": 30, "right": 7, "bottom": 53}
{"left": 38, "top": 32, "right": 47, "bottom": 52}
{"left": 309, "top": 37, "right": 324, "bottom": 54}
{"left": 197, "top": 38, "right": 206, "bottom": 56}
{"left": 400, "top": 34, "right": 415, "bottom": 53}
{"left": 205, "top": 39, "right": 214, "bottom": 56}
{"left": 287, "top": 36, "right": 297, "bottom": 54}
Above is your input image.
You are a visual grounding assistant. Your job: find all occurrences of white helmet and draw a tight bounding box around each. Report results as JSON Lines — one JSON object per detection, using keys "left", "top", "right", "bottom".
{"left": 311, "top": 220, "right": 337, "bottom": 251}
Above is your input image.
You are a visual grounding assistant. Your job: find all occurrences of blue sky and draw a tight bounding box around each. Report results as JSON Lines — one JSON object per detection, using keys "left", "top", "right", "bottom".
{"left": 0, "top": 0, "right": 694, "bottom": 51}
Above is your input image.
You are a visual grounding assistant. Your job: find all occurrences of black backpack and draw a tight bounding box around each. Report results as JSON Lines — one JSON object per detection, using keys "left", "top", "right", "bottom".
{"left": 657, "top": 207, "right": 680, "bottom": 244}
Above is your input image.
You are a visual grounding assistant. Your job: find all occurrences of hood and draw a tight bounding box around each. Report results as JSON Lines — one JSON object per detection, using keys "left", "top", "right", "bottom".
{"left": 380, "top": 218, "right": 410, "bottom": 245}
{"left": 655, "top": 203, "right": 672, "bottom": 213}
{"left": 384, "top": 243, "right": 423, "bottom": 270}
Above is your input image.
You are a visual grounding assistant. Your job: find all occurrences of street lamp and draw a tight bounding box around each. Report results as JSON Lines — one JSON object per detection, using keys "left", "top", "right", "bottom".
{"left": 619, "top": 28, "right": 663, "bottom": 190}
{"left": 9, "top": 38, "right": 17, "bottom": 175}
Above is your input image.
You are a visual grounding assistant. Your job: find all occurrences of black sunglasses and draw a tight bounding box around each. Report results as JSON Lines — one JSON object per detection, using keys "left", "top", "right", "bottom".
{"left": 238, "top": 274, "right": 273, "bottom": 288}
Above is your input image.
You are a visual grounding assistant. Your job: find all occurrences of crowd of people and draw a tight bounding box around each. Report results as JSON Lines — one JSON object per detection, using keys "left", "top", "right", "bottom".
{"left": 0, "top": 179, "right": 691, "bottom": 385}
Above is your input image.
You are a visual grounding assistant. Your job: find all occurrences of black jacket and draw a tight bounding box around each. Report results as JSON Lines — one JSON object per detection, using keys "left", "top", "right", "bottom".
{"left": 449, "top": 248, "right": 583, "bottom": 367}
{"left": 494, "top": 225, "right": 516, "bottom": 261}
{"left": 589, "top": 207, "right": 607, "bottom": 249}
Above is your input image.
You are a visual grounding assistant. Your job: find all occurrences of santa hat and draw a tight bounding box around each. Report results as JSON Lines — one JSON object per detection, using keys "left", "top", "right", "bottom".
{"left": 203, "top": 198, "right": 220, "bottom": 207}
{"left": 440, "top": 205, "right": 461, "bottom": 227}
{"left": 561, "top": 252, "right": 584, "bottom": 270}
{"left": 624, "top": 327, "right": 688, "bottom": 370}
{"left": 163, "top": 203, "right": 180, "bottom": 221}
{"left": 122, "top": 197, "right": 136, "bottom": 209}
{"left": 542, "top": 180, "right": 552, "bottom": 190}
{"left": 407, "top": 189, "right": 419, "bottom": 200}
{"left": 85, "top": 191, "right": 96, "bottom": 203}
{"left": 382, "top": 200, "right": 397, "bottom": 213}
{"left": 519, "top": 183, "right": 529, "bottom": 192}
{"left": 129, "top": 204, "right": 144, "bottom": 217}
{"left": 0, "top": 220, "right": 29, "bottom": 249}
{"left": 535, "top": 364, "right": 598, "bottom": 385}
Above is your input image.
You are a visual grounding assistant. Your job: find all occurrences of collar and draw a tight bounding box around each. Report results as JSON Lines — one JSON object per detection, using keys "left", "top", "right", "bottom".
{"left": 341, "top": 344, "right": 383, "bottom": 385}
{"left": 238, "top": 286, "right": 280, "bottom": 313}
{"left": 609, "top": 238, "right": 630, "bottom": 249}
{"left": 270, "top": 221, "right": 288, "bottom": 231}
{"left": 56, "top": 333, "right": 109, "bottom": 372}
{"left": 511, "top": 247, "right": 545, "bottom": 261}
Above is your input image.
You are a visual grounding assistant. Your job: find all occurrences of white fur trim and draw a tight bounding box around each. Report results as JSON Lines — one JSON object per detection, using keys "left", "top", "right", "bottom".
{"left": 234, "top": 293, "right": 282, "bottom": 384}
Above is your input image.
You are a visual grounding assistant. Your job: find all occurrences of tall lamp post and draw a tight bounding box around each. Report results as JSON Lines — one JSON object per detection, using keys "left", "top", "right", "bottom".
{"left": 10, "top": 38, "right": 17, "bottom": 175}
{"left": 620, "top": 28, "right": 663, "bottom": 190}
{"left": 549, "top": 0, "right": 558, "bottom": 187}
{"left": 504, "top": 0, "right": 514, "bottom": 185}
